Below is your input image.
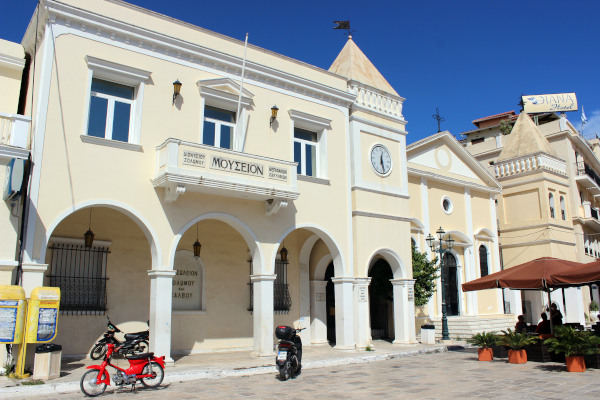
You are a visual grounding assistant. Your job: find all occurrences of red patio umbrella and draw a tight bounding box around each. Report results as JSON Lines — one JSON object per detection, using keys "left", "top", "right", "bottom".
{"left": 550, "top": 260, "right": 600, "bottom": 287}
{"left": 462, "top": 257, "right": 583, "bottom": 334}
{"left": 462, "top": 257, "right": 582, "bottom": 292}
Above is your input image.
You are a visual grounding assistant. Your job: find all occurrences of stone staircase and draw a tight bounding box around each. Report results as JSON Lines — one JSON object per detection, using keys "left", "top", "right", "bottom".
{"left": 429, "top": 314, "right": 516, "bottom": 340}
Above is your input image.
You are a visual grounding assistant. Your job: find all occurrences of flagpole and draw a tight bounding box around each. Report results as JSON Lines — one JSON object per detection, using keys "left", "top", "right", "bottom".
{"left": 236, "top": 33, "right": 249, "bottom": 144}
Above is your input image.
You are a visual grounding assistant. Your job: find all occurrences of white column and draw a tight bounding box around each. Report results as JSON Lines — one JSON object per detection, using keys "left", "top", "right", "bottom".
{"left": 490, "top": 194, "right": 504, "bottom": 313}
{"left": 353, "top": 277, "right": 371, "bottom": 349}
{"left": 309, "top": 280, "right": 328, "bottom": 345}
{"left": 21, "top": 263, "right": 48, "bottom": 297}
{"left": 331, "top": 277, "right": 355, "bottom": 350}
{"left": 148, "top": 269, "right": 176, "bottom": 364}
{"left": 299, "top": 262, "right": 311, "bottom": 345}
{"left": 251, "top": 274, "right": 276, "bottom": 356}
{"left": 464, "top": 188, "right": 477, "bottom": 315}
{"left": 391, "top": 279, "right": 416, "bottom": 344}
{"left": 421, "top": 177, "right": 435, "bottom": 318}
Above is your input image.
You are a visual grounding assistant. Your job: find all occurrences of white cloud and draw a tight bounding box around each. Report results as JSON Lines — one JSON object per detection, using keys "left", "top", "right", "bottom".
{"left": 577, "top": 108, "right": 600, "bottom": 140}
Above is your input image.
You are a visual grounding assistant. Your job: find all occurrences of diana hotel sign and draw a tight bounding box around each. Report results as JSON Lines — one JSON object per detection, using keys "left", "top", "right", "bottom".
{"left": 522, "top": 93, "right": 578, "bottom": 113}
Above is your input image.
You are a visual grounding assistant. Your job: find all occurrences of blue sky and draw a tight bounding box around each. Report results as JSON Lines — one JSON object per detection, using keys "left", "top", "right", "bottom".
{"left": 2, "top": 0, "right": 599, "bottom": 143}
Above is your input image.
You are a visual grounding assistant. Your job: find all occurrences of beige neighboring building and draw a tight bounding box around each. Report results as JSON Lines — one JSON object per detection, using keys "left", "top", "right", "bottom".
{"left": 407, "top": 131, "right": 511, "bottom": 338}
{"left": 2, "top": 0, "right": 420, "bottom": 365}
{"left": 463, "top": 111, "right": 594, "bottom": 325}
{"left": 0, "top": 38, "right": 30, "bottom": 363}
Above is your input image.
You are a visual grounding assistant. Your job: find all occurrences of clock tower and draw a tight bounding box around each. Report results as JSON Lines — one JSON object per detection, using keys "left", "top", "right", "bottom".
{"left": 329, "top": 36, "right": 414, "bottom": 346}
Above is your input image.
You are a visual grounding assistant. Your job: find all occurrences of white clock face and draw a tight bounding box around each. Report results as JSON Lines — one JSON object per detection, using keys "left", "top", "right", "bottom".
{"left": 370, "top": 144, "right": 392, "bottom": 176}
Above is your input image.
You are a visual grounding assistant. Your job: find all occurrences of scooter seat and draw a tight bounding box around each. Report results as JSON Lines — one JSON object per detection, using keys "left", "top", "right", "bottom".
{"left": 126, "top": 352, "right": 154, "bottom": 360}
{"left": 124, "top": 332, "right": 148, "bottom": 340}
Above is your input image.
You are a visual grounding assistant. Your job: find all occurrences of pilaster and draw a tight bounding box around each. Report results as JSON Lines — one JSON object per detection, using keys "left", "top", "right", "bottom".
{"left": 309, "top": 280, "right": 328, "bottom": 345}
{"left": 331, "top": 277, "right": 355, "bottom": 349}
{"left": 353, "top": 277, "right": 371, "bottom": 348}
{"left": 251, "top": 274, "right": 276, "bottom": 356}
{"left": 391, "top": 279, "right": 416, "bottom": 344}
{"left": 148, "top": 269, "right": 176, "bottom": 364}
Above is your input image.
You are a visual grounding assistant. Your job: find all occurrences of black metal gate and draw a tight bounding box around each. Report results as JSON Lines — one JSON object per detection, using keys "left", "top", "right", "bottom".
{"left": 47, "top": 243, "right": 110, "bottom": 315}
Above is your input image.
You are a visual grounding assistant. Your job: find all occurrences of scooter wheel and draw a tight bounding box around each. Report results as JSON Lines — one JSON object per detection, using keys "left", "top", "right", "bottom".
{"left": 80, "top": 370, "right": 108, "bottom": 397}
{"left": 89, "top": 344, "right": 107, "bottom": 360}
{"left": 140, "top": 362, "right": 164, "bottom": 388}
{"left": 278, "top": 361, "right": 290, "bottom": 381}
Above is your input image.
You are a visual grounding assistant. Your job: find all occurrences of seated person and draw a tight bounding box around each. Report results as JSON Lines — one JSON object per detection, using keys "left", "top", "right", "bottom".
{"left": 535, "top": 312, "right": 551, "bottom": 334}
{"left": 515, "top": 315, "right": 528, "bottom": 333}
{"left": 549, "top": 304, "right": 563, "bottom": 326}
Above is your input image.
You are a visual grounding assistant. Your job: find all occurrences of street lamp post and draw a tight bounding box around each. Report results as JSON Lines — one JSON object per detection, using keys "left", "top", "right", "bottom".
{"left": 426, "top": 227, "right": 454, "bottom": 341}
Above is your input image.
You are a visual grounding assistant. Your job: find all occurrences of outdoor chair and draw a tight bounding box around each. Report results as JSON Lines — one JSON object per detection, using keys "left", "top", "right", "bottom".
{"left": 525, "top": 341, "right": 552, "bottom": 362}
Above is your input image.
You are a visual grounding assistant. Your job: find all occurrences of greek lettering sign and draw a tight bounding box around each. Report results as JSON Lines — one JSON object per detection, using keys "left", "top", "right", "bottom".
{"left": 268, "top": 166, "right": 288, "bottom": 182}
{"left": 408, "top": 286, "right": 414, "bottom": 302}
{"left": 316, "top": 293, "right": 325, "bottom": 302}
{"left": 173, "top": 250, "right": 202, "bottom": 311}
{"left": 358, "top": 286, "right": 368, "bottom": 302}
{"left": 182, "top": 151, "right": 206, "bottom": 167}
{"left": 210, "top": 156, "right": 264, "bottom": 177}
{"left": 522, "top": 93, "right": 578, "bottom": 113}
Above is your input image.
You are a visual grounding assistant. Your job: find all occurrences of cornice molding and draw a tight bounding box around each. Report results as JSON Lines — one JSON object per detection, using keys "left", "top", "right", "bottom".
{"left": 29, "top": 1, "right": 356, "bottom": 108}
{"left": 407, "top": 167, "right": 501, "bottom": 194}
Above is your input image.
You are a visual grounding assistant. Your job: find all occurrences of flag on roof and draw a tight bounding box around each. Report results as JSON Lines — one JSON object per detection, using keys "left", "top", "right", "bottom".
{"left": 582, "top": 107, "right": 588, "bottom": 124}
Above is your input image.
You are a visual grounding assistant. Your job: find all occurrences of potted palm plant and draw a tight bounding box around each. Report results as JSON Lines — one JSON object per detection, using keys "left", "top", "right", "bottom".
{"left": 544, "top": 325, "right": 600, "bottom": 372}
{"left": 496, "top": 328, "right": 538, "bottom": 364}
{"left": 467, "top": 331, "right": 497, "bottom": 361}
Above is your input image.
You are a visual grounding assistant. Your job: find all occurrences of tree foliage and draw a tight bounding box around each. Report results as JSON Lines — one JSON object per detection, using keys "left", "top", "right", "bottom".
{"left": 499, "top": 118, "right": 514, "bottom": 135}
{"left": 411, "top": 244, "right": 439, "bottom": 307}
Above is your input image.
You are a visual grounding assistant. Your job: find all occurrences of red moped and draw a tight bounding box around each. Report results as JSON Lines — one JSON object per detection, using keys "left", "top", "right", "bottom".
{"left": 80, "top": 342, "right": 165, "bottom": 396}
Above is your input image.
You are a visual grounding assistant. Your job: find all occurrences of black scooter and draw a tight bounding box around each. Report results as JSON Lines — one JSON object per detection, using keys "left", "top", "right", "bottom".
{"left": 275, "top": 325, "right": 304, "bottom": 380}
{"left": 90, "top": 316, "right": 149, "bottom": 360}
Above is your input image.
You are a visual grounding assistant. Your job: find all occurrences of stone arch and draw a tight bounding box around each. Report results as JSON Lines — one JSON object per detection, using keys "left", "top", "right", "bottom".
{"left": 42, "top": 199, "right": 161, "bottom": 269}
{"left": 314, "top": 254, "right": 333, "bottom": 280}
{"left": 170, "top": 212, "right": 263, "bottom": 275}
{"left": 277, "top": 223, "right": 346, "bottom": 278}
{"left": 367, "top": 248, "right": 406, "bottom": 279}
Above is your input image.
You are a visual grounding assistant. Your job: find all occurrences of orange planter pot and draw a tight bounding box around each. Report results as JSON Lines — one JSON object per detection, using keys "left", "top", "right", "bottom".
{"left": 478, "top": 348, "right": 493, "bottom": 361}
{"left": 566, "top": 356, "right": 586, "bottom": 372}
{"left": 508, "top": 349, "right": 527, "bottom": 364}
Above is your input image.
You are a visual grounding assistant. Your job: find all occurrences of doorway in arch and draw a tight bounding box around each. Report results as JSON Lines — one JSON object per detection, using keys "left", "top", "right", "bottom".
{"left": 442, "top": 252, "right": 459, "bottom": 316}
{"left": 369, "top": 258, "right": 394, "bottom": 341}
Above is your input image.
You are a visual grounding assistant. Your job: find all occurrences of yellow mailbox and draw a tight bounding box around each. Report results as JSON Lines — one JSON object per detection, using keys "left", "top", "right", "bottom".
{"left": 25, "top": 287, "right": 61, "bottom": 343}
{"left": 0, "top": 285, "right": 26, "bottom": 344}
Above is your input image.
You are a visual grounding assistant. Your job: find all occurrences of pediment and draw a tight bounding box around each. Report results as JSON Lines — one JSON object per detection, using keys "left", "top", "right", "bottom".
{"left": 197, "top": 78, "right": 254, "bottom": 99}
{"left": 407, "top": 131, "right": 500, "bottom": 189}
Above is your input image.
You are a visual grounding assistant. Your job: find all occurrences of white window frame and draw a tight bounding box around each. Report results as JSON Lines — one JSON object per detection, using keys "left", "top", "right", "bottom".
{"left": 203, "top": 106, "right": 236, "bottom": 149}
{"left": 294, "top": 127, "right": 318, "bottom": 176}
{"left": 83, "top": 56, "right": 151, "bottom": 147}
{"left": 289, "top": 109, "right": 331, "bottom": 179}
{"left": 441, "top": 195, "right": 453, "bottom": 215}
{"left": 89, "top": 80, "right": 135, "bottom": 141}
{"left": 197, "top": 78, "right": 254, "bottom": 151}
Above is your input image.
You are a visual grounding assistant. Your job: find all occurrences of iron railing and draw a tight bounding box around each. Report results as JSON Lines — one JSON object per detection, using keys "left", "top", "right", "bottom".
{"left": 247, "top": 259, "right": 292, "bottom": 314}
{"left": 48, "top": 243, "right": 110, "bottom": 315}
{"left": 576, "top": 161, "right": 600, "bottom": 187}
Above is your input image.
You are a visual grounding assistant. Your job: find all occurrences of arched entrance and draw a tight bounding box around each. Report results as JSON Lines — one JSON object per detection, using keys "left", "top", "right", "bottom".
{"left": 442, "top": 252, "right": 459, "bottom": 316}
{"left": 44, "top": 206, "right": 153, "bottom": 356}
{"left": 369, "top": 258, "right": 394, "bottom": 341}
{"left": 325, "top": 262, "right": 336, "bottom": 344}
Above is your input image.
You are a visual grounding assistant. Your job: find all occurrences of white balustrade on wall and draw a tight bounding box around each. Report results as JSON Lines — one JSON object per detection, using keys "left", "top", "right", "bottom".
{"left": 349, "top": 84, "right": 404, "bottom": 120}
{"left": 494, "top": 153, "right": 567, "bottom": 178}
{"left": 0, "top": 112, "right": 30, "bottom": 149}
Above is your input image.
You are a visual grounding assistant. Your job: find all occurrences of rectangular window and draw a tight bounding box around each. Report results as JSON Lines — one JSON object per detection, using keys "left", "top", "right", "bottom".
{"left": 203, "top": 106, "right": 235, "bottom": 149}
{"left": 87, "top": 78, "right": 134, "bottom": 142}
{"left": 294, "top": 127, "right": 317, "bottom": 176}
{"left": 47, "top": 243, "right": 110, "bottom": 315}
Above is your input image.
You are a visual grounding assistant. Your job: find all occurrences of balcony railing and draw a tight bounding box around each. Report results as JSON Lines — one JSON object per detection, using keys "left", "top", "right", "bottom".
{"left": 575, "top": 161, "right": 600, "bottom": 187}
{"left": 494, "top": 152, "right": 567, "bottom": 178}
{"left": 0, "top": 112, "right": 30, "bottom": 149}
{"left": 153, "top": 139, "right": 299, "bottom": 211}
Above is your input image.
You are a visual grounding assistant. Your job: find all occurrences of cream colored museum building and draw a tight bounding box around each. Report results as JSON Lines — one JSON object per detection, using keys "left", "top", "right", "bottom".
{"left": 1, "top": 0, "right": 507, "bottom": 362}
